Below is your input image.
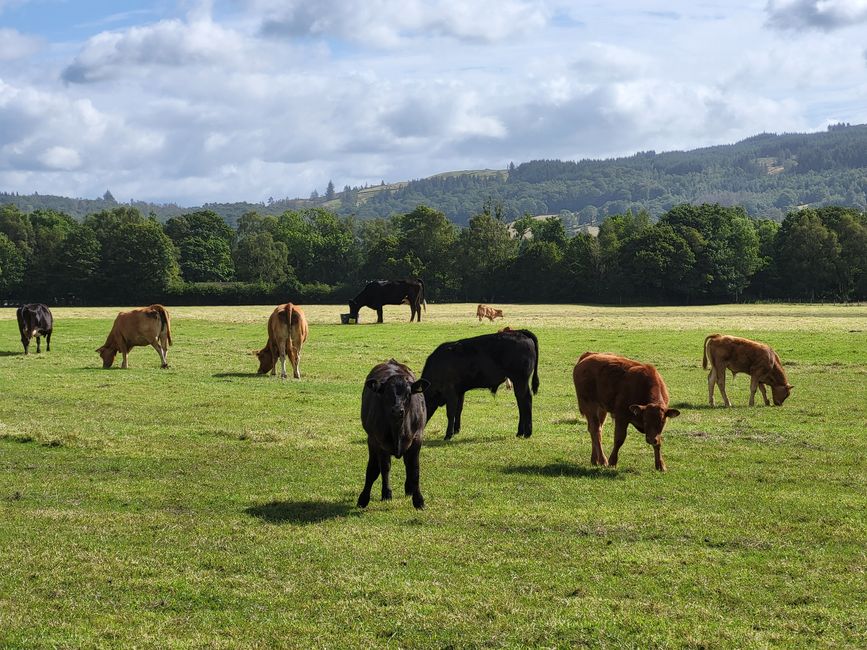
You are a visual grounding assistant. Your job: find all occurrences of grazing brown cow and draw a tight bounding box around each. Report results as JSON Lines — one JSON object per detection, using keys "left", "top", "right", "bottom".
{"left": 573, "top": 352, "right": 680, "bottom": 472}
{"left": 477, "top": 304, "right": 504, "bottom": 322}
{"left": 97, "top": 305, "right": 171, "bottom": 369}
{"left": 256, "top": 303, "right": 309, "bottom": 379}
{"left": 703, "top": 334, "right": 793, "bottom": 407}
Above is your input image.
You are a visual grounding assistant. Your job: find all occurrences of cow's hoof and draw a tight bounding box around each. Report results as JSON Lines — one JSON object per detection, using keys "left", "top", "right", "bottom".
{"left": 161, "top": 364, "right": 169, "bottom": 369}
{"left": 412, "top": 496, "right": 425, "bottom": 510}
{"left": 280, "top": 374, "right": 288, "bottom": 380}
{"left": 357, "top": 494, "right": 370, "bottom": 508}
{"left": 381, "top": 489, "right": 392, "bottom": 501}
{"left": 444, "top": 433, "right": 454, "bottom": 441}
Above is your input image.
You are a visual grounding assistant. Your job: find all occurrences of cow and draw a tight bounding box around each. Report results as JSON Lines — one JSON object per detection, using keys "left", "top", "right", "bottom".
{"left": 348, "top": 279, "right": 426, "bottom": 323}
{"left": 573, "top": 352, "right": 680, "bottom": 472}
{"left": 421, "top": 329, "right": 539, "bottom": 440}
{"left": 96, "top": 305, "right": 171, "bottom": 369}
{"left": 703, "top": 334, "right": 793, "bottom": 407}
{"left": 256, "top": 303, "right": 309, "bottom": 380}
{"left": 477, "top": 304, "right": 504, "bottom": 322}
{"left": 358, "top": 359, "right": 429, "bottom": 510}
{"left": 16, "top": 303, "right": 53, "bottom": 355}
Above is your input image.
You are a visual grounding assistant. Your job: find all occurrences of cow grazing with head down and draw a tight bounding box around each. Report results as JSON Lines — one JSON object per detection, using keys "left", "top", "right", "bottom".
{"left": 477, "top": 304, "right": 504, "bottom": 322}
{"left": 703, "top": 334, "right": 793, "bottom": 407}
{"left": 16, "top": 303, "right": 53, "bottom": 354}
{"left": 421, "top": 328, "right": 539, "bottom": 440}
{"left": 358, "top": 359, "right": 429, "bottom": 510}
{"left": 573, "top": 352, "right": 680, "bottom": 472}
{"left": 256, "top": 303, "right": 308, "bottom": 379}
{"left": 97, "top": 305, "right": 171, "bottom": 369}
{"left": 348, "top": 279, "right": 426, "bottom": 323}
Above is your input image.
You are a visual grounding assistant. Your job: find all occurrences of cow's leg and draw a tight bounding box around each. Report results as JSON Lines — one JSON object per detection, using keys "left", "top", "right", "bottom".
{"left": 46, "top": 331, "right": 51, "bottom": 352}
{"left": 444, "top": 393, "right": 459, "bottom": 440}
{"left": 757, "top": 382, "right": 770, "bottom": 406}
{"left": 707, "top": 368, "right": 717, "bottom": 406}
{"left": 402, "top": 443, "right": 424, "bottom": 509}
{"left": 584, "top": 408, "right": 608, "bottom": 466}
{"left": 278, "top": 343, "right": 288, "bottom": 380}
{"left": 21, "top": 335, "right": 29, "bottom": 355}
{"left": 716, "top": 365, "right": 732, "bottom": 406}
{"left": 607, "top": 418, "right": 629, "bottom": 467}
{"left": 151, "top": 340, "right": 168, "bottom": 368}
{"left": 514, "top": 379, "right": 532, "bottom": 438}
{"left": 121, "top": 351, "right": 129, "bottom": 369}
{"left": 35, "top": 336, "right": 41, "bottom": 353}
{"left": 376, "top": 306, "right": 384, "bottom": 323}
{"left": 379, "top": 450, "right": 393, "bottom": 501}
{"left": 453, "top": 392, "right": 465, "bottom": 436}
{"left": 653, "top": 443, "right": 667, "bottom": 472}
{"left": 748, "top": 376, "right": 759, "bottom": 406}
{"left": 357, "top": 445, "right": 380, "bottom": 508}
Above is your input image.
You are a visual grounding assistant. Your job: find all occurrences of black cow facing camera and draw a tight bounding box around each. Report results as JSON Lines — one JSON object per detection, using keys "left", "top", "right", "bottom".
{"left": 16, "top": 303, "right": 53, "bottom": 354}
{"left": 358, "top": 360, "right": 429, "bottom": 510}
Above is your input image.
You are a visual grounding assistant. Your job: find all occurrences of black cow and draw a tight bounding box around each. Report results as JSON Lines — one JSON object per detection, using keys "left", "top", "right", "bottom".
{"left": 421, "top": 329, "right": 539, "bottom": 440}
{"left": 358, "top": 359, "right": 429, "bottom": 510}
{"left": 348, "top": 279, "right": 426, "bottom": 323}
{"left": 16, "top": 303, "right": 53, "bottom": 355}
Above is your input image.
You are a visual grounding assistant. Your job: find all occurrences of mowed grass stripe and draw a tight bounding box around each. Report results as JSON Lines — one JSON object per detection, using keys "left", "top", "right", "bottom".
{"left": 1, "top": 304, "right": 865, "bottom": 648}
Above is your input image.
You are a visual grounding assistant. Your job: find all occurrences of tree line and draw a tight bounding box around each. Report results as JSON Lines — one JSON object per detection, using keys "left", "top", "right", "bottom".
{"left": 1, "top": 202, "right": 865, "bottom": 306}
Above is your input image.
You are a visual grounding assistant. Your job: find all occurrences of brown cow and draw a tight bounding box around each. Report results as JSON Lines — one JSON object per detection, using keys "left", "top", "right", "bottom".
{"left": 477, "top": 304, "right": 504, "bottom": 322}
{"left": 703, "top": 334, "right": 793, "bottom": 407}
{"left": 256, "top": 303, "right": 309, "bottom": 379}
{"left": 573, "top": 352, "right": 680, "bottom": 472}
{"left": 96, "top": 304, "right": 172, "bottom": 369}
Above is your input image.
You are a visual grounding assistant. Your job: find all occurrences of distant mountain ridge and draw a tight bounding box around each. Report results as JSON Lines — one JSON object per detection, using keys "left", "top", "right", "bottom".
{"left": 3, "top": 124, "right": 866, "bottom": 226}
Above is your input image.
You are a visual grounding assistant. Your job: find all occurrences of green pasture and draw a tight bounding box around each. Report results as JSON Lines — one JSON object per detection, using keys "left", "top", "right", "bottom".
{"left": 0, "top": 304, "right": 865, "bottom": 648}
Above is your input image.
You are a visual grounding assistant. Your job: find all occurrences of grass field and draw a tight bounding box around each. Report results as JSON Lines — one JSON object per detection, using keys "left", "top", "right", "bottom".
{"left": 1, "top": 303, "right": 865, "bottom": 648}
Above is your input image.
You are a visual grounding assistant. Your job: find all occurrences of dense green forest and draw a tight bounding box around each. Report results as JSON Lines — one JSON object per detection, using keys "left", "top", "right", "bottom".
{"left": 1, "top": 201, "right": 865, "bottom": 306}
{"left": 3, "top": 124, "right": 866, "bottom": 227}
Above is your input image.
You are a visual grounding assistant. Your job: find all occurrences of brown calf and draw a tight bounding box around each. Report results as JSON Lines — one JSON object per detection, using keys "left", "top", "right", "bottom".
{"left": 97, "top": 305, "right": 172, "bottom": 369}
{"left": 573, "top": 352, "right": 680, "bottom": 471}
{"left": 477, "top": 304, "right": 504, "bottom": 322}
{"left": 256, "top": 303, "right": 309, "bottom": 379}
{"left": 703, "top": 334, "right": 793, "bottom": 407}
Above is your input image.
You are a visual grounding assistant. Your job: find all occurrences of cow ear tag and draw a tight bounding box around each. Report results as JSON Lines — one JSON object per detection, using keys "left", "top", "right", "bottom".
{"left": 629, "top": 404, "right": 644, "bottom": 416}
{"left": 411, "top": 379, "right": 430, "bottom": 394}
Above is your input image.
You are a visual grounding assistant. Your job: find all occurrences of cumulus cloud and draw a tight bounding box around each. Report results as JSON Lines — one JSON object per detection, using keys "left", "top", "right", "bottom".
{"left": 61, "top": 16, "right": 249, "bottom": 83}
{"left": 0, "top": 28, "right": 41, "bottom": 60}
{"left": 765, "top": 0, "right": 867, "bottom": 31}
{"left": 254, "top": 0, "right": 549, "bottom": 46}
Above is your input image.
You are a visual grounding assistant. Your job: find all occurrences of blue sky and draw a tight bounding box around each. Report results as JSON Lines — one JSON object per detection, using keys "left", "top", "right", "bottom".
{"left": 1, "top": 0, "right": 866, "bottom": 206}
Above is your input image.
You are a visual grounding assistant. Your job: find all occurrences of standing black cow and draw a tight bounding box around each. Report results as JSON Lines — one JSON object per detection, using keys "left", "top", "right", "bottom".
{"left": 358, "top": 359, "right": 430, "bottom": 510}
{"left": 16, "top": 303, "right": 53, "bottom": 355}
{"left": 348, "top": 279, "right": 426, "bottom": 323}
{"left": 421, "top": 329, "right": 539, "bottom": 440}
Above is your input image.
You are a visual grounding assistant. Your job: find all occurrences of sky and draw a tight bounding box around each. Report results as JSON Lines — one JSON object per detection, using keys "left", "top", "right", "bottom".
{"left": 1, "top": 0, "right": 866, "bottom": 207}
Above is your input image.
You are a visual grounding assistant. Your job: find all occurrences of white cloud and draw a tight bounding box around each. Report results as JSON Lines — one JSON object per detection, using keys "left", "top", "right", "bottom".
{"left": 766, "top": 0, "right": 867, "bottom": 31}
{"left": 0, "top": 28, "right": 41, "bottom": 61}
{"left": 253, "top": 0, "right": 549, "bottom": 46}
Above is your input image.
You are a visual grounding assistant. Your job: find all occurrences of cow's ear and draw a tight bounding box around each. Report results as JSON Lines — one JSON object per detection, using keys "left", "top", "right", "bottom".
{"left": 95, "top": 346, "right": 104, "bottom": 353}
{"left": 365, "top": 379, "right": 382, "bottom": 393}
{"left": 629, "top": 404, "right": 644, "bottom": 416}
{"left": 665, "top": 408, "right": 681, "bottom": 419}
{"left": 411, "top": 378, "right": 430, "bottom": 394}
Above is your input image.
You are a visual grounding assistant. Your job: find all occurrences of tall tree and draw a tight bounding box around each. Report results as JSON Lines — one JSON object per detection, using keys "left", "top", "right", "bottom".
{"left": 774, "top": 210, "right": 844, "bottom": 300}
{"left": 456, "top": 211, "right": 517, "bottom": 301}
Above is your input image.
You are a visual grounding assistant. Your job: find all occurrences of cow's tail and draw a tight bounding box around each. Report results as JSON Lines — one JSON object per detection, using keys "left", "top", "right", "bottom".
{"left": 417, "top": 278, "right": 427, "bottom": 311}
{"left": 519, "top": 329, "right": 540, "bottom": 395}
{"left": 282, "top": 303, "right": 297, "bottom": 364}
{"left": 152, "top": 304, "right": 172, "bottom": 346}
{"left": 702, "top": 334, "right": 717, "bottom": 370}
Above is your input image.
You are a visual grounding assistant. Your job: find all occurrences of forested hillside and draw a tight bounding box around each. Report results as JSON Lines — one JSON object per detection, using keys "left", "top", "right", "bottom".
{"left": 2, "top": 124, "right": 866, "bottom": 227}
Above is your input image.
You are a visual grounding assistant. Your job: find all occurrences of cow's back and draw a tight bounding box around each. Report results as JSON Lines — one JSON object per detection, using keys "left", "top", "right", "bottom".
{"left": 574, "top": 353, "right": 664, "bottom": 413}
{"left": 706, "top": 334, "right": 772, "bottom": 375}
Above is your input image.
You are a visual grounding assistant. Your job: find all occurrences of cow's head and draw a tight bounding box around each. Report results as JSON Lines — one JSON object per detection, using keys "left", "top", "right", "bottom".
{"left": 494, "top": 309, "right": 504, "bottom": 318}
{"left": 347, "top": 299, "right": 359, "bottom": 318}
{"left": 96, "top": 345, "right": 117, "bottom": 369}
{"left": 255, "top": 347, "right": 275, "bottom": 374}
{"left": 772, "top": 383, "right": 793, "bottom": 406}
{"left": 365, "top": 375, "right": 429, "bottom": 457}
{"left": 629, "top": 403, "right": 680, "bottom": 447}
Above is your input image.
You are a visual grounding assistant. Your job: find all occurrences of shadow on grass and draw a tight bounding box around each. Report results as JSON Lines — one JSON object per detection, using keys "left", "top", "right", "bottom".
{"left": 502, "top": 462, "right": 634, "bottom": 479}
{"left": 0, "top": 350, "right": 22, "bottom": 357}
{"left": 670, "top": 402, "right": 715, "bottom": 411}
{"left": 245, "top": 499, "right": 358, "bottom": 524}
{"left": 423, "top": 435, "right": 502, "bottom": 448}
{"left": 213, "top": 372, "right": 262, "bottom": 378}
